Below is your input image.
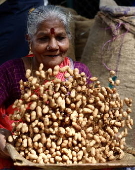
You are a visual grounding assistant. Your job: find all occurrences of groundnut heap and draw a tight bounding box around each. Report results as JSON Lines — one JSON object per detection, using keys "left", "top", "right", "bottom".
{"left": 9, "top": 63, "right": 133, "bottom": 164}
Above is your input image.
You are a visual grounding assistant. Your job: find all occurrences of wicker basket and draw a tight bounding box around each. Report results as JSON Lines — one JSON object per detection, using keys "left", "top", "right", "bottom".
{"left": 6, "top": 143, "right": 135, "bottom": 170}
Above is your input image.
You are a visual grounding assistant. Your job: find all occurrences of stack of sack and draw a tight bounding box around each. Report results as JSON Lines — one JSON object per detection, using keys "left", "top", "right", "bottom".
{"left": 63, "top": 6, "right": 94, "bottom": 61}
{"left": 81, "top": 0, "right": 135, "bottom": 147}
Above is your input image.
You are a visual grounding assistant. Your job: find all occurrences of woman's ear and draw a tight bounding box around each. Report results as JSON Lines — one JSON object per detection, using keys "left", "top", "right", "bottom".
{"left": 25, "top": 34, "right": 33, "bottom": 54}
{"left": 25, "top": 34, "right": 31, "bottom": 45}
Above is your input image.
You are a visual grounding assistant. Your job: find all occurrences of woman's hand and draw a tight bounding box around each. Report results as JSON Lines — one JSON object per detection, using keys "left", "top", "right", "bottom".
{"left": 0, "top": 128, "right": 14, "bottom": 158}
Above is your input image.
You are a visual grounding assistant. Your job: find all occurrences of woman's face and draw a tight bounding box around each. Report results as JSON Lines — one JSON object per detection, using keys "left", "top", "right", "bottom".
{"left": 30, "top": 19, "right": 70, "bottom": 70}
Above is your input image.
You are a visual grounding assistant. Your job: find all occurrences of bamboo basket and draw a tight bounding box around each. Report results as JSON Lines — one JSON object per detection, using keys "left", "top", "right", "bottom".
{"left": 6, "top": 143, "right": 135, "bottom": 170}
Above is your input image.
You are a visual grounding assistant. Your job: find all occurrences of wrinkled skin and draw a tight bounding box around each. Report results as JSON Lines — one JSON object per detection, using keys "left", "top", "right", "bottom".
{"left": 29, "top": 19, "right": 70, "bottom": 71}
{"left": 0, "top": 128, "right": 14, "bottom": 158}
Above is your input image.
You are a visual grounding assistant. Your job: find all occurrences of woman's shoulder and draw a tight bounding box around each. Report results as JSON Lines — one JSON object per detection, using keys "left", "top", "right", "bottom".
{"left": 0, "top": 58, "right": 26, "bottom": 82}
{"left": 72, "top": 60, "right": 92, "bottom": 84}
{"left": 73, "top": 61, "right": 88, "bottom": 68}
{"left": 0, "top": 58, "right": 23, "bottom": 66}
{"left": 0, "top": 58, "right": 24, "bottom": 72}
{"left": 73, "top": 61, "right": 91, "bottom": 75}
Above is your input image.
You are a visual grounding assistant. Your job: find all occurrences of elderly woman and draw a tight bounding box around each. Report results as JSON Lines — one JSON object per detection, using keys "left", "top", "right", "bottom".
{"left": 0, "top": 5, "right": 92, "bottom": 169}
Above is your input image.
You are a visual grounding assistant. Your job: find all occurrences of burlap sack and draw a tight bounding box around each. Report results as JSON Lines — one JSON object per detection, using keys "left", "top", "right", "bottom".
{"left": 62, "top": 6, "right": 95, "bottom": 61}
{"left": 74, "top": 15, "right": 95, "bottom": 61}
{"left": 81, "top": 3, "right": 135, "bottom": 147}
{"left": 0, "top": 0, "right": 6, "bottom": 5}
{"left": 60, "top": 6, "right": 77, "bottom": 61}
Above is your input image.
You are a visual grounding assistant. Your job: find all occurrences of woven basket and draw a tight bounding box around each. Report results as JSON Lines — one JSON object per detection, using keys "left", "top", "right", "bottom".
{"left": 6, "top": 143, "right": 135, "bottom": 169}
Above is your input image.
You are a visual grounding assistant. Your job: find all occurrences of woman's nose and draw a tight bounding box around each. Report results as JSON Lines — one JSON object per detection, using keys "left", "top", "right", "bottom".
{"left": 48, "top": 38, "right": 59, "bottom": 50}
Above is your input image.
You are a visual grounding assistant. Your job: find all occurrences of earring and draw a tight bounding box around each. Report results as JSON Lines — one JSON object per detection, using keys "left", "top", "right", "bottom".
{"left": 29, "top": 45, "right": 33, "bottom": 54}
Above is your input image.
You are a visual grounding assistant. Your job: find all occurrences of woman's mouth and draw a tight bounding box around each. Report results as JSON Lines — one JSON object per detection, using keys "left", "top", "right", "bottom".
{"left": 47, "top": 54, "right": 60, "bottom": 57}
{"left": 47, "top": 54, "right": 61, "bottom": 58}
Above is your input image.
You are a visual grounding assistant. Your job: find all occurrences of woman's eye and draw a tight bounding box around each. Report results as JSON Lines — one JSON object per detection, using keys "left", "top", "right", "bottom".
{"left": 57, "top": 36, "right": 66, "bottom": 41}
{"left": 38, "top": 37, "right": 49, "bottom": 41}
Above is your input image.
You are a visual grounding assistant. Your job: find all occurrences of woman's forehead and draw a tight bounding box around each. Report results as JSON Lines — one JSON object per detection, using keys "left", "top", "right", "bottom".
{"left": 36, "top": 20, "right": 66, "bottom": 35}
{"left": 38, "top": 19, "right": 65, "bottom": 30}
{"left": 36, "top": 29, "right": 66, "bottom": 37}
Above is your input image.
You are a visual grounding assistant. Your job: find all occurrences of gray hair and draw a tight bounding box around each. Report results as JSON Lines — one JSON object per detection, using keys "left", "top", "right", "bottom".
{"left": 27, "top": 5, "right": 72, "bottom": 39}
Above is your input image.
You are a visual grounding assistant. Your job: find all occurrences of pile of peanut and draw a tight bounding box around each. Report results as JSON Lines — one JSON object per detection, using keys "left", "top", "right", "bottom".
{"left": 9, "top": 64, "right": 133, "bottom": 164}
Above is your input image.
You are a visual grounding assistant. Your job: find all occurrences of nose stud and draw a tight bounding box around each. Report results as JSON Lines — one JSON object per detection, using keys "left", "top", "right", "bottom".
{"left": 47, "top": 45, "right": 51, "bottom": 50}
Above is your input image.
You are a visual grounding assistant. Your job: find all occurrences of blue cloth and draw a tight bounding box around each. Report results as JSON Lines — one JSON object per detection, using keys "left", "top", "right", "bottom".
{"left": 0, "top": 0, "right": 44, "bottom": 65}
